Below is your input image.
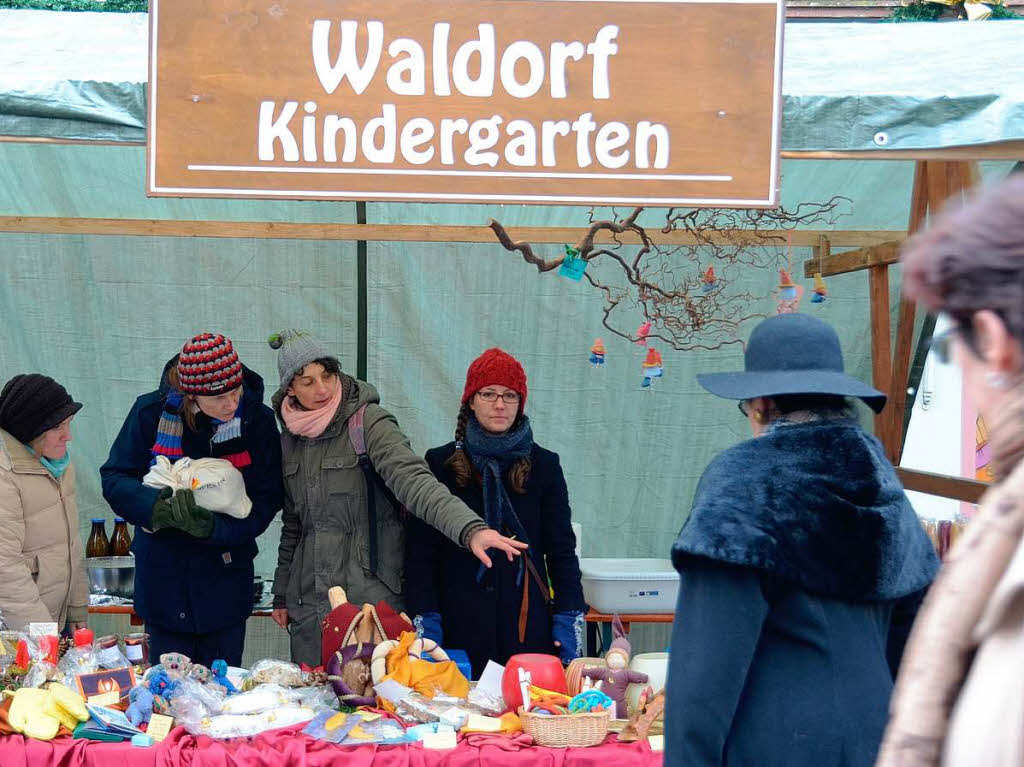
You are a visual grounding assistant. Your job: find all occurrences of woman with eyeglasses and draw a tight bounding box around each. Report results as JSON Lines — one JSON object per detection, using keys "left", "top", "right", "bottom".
{"left": 404, "top": 348, "right": 586, "bottom": 677}
{"left": 877, "top": 175, "right": 1024, "bottom": 767}
{"left": 665, "top": 313, "right": 939, "bottom": 767}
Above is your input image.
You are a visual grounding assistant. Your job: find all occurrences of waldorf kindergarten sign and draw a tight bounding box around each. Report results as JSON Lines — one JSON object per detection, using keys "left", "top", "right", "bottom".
{"left": 147, "top": 0, "right": 783, "bottom": 206}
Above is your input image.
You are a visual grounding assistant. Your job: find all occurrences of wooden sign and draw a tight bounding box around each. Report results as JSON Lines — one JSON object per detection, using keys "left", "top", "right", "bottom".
{"left": 148, "top": 0, "right": 783, "bottom": 206}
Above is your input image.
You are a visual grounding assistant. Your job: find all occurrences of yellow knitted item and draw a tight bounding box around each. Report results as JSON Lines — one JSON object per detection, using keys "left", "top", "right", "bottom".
{"left": 8, "top": 689, "right": 60, "bottom": 741}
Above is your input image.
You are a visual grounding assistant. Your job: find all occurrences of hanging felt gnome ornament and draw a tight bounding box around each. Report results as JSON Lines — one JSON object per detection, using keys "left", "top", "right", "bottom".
{"left": 589, "top": 338, "right": 606, "bottom": 367}
{"left": 641, "top": 347, "right": 663, "bottom": 389}
{"left": 702, "top": 265, "right": 717, "bottom": 293}
{"left": 581, "top": 616, "right": 648, "bottom": 719}
{"left": 776, "top": 268, "right": 804, "bottom": 314}
{"left": 635, "top": 321, "right": 652, "bottom": 348}
{"left": 811, "top": 272, "right": 828, "bottom": 304}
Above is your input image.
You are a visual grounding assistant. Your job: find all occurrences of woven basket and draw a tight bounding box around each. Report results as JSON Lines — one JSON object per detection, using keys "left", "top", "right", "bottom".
{"left": 519, "top": 707, "right": 610, "bottom": 748}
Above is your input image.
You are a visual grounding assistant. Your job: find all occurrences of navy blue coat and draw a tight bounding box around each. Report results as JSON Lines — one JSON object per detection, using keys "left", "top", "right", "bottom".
{"left": 665, "top": 421, "right": 939, "bottom": 767}
{"left": 404, "top": 443, "right": 586, "bottom": 678}
{"left": 100, "top": 360, "right": 283, "bottom": 634}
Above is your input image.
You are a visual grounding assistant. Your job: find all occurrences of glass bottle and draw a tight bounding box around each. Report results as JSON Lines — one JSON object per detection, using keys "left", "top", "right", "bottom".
{"left": 109, "top": 517, "right": 133, "bottom": 557}
{"left": 86, "top": 518, "right": 110, "bottom": 559}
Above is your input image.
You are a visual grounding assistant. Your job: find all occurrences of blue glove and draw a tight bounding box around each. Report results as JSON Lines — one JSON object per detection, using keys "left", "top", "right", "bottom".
{"left": 414, "top": 612, "right": 444, "bottom": 645}
{"left": 552, "top": 611, "right": 584, "bottom": 664}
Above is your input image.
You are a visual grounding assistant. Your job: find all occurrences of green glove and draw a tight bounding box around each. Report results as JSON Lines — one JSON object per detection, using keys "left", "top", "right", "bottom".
{"left": 151, "top": 488, "right": 214, "bottom": 539}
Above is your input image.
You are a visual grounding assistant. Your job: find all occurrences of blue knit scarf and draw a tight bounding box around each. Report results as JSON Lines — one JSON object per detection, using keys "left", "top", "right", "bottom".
{"left": 151, "top": 390, "right": 250, "bottom": 468}
{"left": 464, "top": 414, "right": 534, "bottom": 583}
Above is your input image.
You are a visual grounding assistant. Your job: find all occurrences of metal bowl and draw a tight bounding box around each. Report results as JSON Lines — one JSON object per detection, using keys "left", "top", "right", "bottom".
{"left": 87, "top": 556, "right": 136, "bottom": 599}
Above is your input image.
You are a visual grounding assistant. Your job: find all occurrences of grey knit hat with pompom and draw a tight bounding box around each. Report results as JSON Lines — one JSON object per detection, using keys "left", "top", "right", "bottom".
{"left": 267, "top": 329, "right": 334, "bottom": 389}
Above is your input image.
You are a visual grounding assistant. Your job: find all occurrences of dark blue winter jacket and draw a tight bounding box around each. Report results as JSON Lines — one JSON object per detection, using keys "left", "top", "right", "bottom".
{"left": 665, "top": 420, "right": 939, "bottom": 767}
{"left": 405, "top": 442, "right": 586, "bottom": 678}
{"left": 99, "top": 359, "right": 283, "bottom": 634}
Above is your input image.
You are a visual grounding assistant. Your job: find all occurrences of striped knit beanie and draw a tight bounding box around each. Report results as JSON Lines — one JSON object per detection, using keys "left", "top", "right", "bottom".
{"left": 177, "top": 333, "right": 244, "bottom": 395}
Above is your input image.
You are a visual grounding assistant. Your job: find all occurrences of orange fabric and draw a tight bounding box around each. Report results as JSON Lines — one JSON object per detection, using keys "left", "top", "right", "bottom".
{"left": 382, "top": 632, "right": 469, "bottom": 700}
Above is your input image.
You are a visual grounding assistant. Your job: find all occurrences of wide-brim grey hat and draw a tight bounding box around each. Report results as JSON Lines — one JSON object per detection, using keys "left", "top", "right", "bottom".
{"left": 697, "top": 313, "right": 886, "bottom": 413}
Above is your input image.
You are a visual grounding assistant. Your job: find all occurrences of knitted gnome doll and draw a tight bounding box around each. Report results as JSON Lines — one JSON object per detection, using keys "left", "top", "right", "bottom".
{"left": 581, "top": 616, "right": 648, "bottom": 719}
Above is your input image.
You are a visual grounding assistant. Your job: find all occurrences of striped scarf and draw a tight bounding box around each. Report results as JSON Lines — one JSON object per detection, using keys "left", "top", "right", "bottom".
{"left": 151, "top": 390, "right": 251, "bottom": 468}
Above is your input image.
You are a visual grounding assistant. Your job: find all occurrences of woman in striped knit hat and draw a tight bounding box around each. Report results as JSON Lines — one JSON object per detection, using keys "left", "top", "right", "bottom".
{"left": 100, "top": 333, "right": 283, "bottom": 666}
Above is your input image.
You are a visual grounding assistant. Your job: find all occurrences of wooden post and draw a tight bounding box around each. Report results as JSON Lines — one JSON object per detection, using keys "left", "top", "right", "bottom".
{"left": 869, "top": 264, "right": 894, "bottom": 452}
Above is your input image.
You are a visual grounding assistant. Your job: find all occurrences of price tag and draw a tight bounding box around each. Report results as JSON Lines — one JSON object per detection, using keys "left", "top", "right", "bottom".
{"left": 146, "top": 714, "right": 174, "bottom": 742}
{"left": 87, "top": 691, "right": 120, "bottom": 707}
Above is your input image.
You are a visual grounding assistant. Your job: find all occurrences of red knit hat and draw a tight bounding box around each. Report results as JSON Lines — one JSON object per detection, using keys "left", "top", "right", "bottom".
{"left": 462, "top": 348, "right": 528, "bottom": 411}
{"left": 177, "top": 333, "right": 244, "bottom": 395}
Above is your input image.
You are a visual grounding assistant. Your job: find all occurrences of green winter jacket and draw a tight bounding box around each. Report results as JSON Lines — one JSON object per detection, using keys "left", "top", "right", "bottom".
{"left": 271, "top": 377, "right": 486, "bottom": 665}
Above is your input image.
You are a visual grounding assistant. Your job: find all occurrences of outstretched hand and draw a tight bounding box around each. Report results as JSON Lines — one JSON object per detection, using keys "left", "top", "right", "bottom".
{"left": 469, "top": 529, "right": 529, "bottom": 568}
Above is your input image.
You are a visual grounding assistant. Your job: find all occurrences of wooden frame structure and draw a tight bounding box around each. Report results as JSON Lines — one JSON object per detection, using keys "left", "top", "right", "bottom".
{"left": 1, "top": 141, "right": 1021, "bottom": 504}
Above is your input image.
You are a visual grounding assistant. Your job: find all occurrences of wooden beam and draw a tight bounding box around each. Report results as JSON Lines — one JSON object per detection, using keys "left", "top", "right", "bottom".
{"left": 802, "top": 240, "right": 902, "bottom": 278}
{"left": 896, "top": 468, "right": 987, "bottom": 505}
{"left": 0, "top": 216, "right": 903, "bottom": 247}
{"left": 870, "top": 264, "right": 894, "bottom": 455}
{"left": 782, "top": 141, "right": 1024, "bottom": 161}
{"left": 2, "top": 134, "right": 1022, "bottom": 160}
{"left": 888, "top": 161, "right": 931, "bottom": 464}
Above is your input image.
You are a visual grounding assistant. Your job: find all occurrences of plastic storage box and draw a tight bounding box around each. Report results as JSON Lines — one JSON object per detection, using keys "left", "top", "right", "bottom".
{"left": 579, "top": 558, "right": 679, "bottom": 614}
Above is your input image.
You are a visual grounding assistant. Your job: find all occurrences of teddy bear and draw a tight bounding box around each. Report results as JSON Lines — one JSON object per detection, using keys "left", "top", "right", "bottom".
{"left": 126, "top": 685, "right": 155, "bottom": 727}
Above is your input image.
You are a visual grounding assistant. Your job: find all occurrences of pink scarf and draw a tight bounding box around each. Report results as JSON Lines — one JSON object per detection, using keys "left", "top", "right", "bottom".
{"left": 280, "top": 376, "right": 343, "bottom": 438}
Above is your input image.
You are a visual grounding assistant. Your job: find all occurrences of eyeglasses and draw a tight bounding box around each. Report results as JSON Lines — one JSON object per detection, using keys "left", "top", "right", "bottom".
{"left": 476, "top": 391, "right": 521, "bottom": 404}
{"left": 738, "top": 400, "right": 751, "bottom": 417}
{"left": 928, "top": 328, "right": 957, "bottom": 364}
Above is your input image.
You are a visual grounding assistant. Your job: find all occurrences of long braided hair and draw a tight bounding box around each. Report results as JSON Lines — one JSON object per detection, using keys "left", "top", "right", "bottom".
{"left": 444, "top": 402, "right": 532, "bottom": 494}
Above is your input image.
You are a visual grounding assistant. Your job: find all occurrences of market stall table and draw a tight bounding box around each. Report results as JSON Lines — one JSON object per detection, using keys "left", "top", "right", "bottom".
{"left": 0, "top": 723, "right": 663, "bottom": 767}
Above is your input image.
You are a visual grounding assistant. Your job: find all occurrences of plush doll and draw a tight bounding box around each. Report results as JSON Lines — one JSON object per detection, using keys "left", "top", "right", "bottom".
{"left": 146, "top": 669, "right": 178, "bottom": 702}
{"left": 126, "top": 685, "right": 155, "bottom": 727}
{"left": 211, "top": 660, "right": 237, "bottom": 694}
{"left": 160, "top": 653, "right": 192, "bottom": 679}
{"left": 188, "top": 664, "right": 213, "bottom": 685}
{"left": 581, "top": 616, "right": 648, "bottom": 719}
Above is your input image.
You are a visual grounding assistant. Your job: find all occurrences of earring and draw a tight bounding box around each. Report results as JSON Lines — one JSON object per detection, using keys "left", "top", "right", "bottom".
{"left": 754, "top": 410, "right": 767, "bottom": 424}
{"left": 986, "top": 372, "right": 1009, "bottom": 390}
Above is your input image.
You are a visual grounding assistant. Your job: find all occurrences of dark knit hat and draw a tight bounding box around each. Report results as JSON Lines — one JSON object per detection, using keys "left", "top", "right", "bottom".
{"left": 0, "top": 374, "right": 83, "bottom": 444}
{"left": 177, "top": 333, "right": 244, "bottom": 395}
{"left": 462, "top": 348, "right": 528, "bottom": 411}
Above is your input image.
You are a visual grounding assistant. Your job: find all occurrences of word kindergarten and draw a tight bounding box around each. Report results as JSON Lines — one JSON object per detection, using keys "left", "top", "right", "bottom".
{"left": 148, "top": 0, "right": 783, "bottom": 206}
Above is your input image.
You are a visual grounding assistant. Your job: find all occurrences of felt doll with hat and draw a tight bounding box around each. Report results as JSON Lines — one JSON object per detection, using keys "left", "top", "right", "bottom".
{"left": 581, "top": 616, "right": 648, "bottom": 719}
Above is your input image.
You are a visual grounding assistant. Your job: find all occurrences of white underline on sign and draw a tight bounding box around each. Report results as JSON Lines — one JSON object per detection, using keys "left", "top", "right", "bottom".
{"left": 153, "top": 185, "right": 771, "bottom": 205}
{"left": 186, "top": 165, "right": 733, "bottom": 182}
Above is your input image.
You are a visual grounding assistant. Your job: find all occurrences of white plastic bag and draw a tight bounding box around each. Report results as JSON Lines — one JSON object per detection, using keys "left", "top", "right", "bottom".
{"left": 143, "top": 456, "right": 252, "bottom": 519}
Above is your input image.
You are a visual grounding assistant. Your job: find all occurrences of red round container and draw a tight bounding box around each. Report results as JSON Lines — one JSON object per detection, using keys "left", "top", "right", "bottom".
{"left": 502, "top": 654, "right": 567, "bottom": 711}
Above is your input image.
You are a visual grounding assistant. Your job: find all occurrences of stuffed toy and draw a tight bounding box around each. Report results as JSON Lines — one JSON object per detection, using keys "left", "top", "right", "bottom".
{"left": 160, "top": 653, "right": 192, "bottom": 679}
{"left": 326, "top": 644, "right": 376, "bottom": 707}
{"left": 146, "top": 669, "right": 179, "bottom": 701}
{"left": 188, "top": 663, "right": 213, "bottom": 685}
{"left": 581, "top": 616, "right": 648, "bottom": 719}
{"left": 126, "top": 685, "right": 155, "bottom": 727}
{"left": 618, "top": 688, "right": 664, "bottom": 743}
{"left": 211, "top": 660, "right": 237, "bottom": 694}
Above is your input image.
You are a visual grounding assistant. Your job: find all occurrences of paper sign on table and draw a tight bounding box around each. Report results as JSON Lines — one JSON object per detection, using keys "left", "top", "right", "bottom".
{"left": 146, "top": 714, "right": 174, "bottom": 742}
{"left": 476, "top": 661, "right": 505, "bottom": 699}
{"left": 422, "top": 730, "right": 458, "bottom": 750}
{"left": 28, "top": 622, "right": 58, "bottom": 639}
{"left": 648, "top": 735, "right": 664, "bottom": 752}
{"left": 88, "top": 691, "right": 120, "bottom": 707}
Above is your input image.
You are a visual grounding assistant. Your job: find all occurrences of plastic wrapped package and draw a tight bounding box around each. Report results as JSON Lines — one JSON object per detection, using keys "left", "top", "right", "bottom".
{"left": 172, "top": 676, "right": 227, "bottom": 712}
{"left": 242, "top": 660, "right": 305, "bottom": 689}
{"left": 95, "top": 644, "right": 133, "bottom": 670}
{"left": 467, "top": 685, "right": 505, "bottom": 716}
{"left": 21, "top": 661, "right": 57, "bottom": 688}
{"left": 340, "top": 717, "right": 412, "bottom": 746}
{"left": 293, "top": 684, "right": 339, "bottom": 711}
{"left": 219, "top": 683, "right": 300, "bottom": 715}
{"left": 58, "top": 646, "right": 98, "bottom": 687}
{"left": 185, "top": 707, "right": 317, "bottom": 738}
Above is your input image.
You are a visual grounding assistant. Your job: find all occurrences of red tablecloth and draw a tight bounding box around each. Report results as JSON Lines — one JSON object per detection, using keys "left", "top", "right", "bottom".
{"left": 0, "top": 725, "right": 662, "bottom": 767}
